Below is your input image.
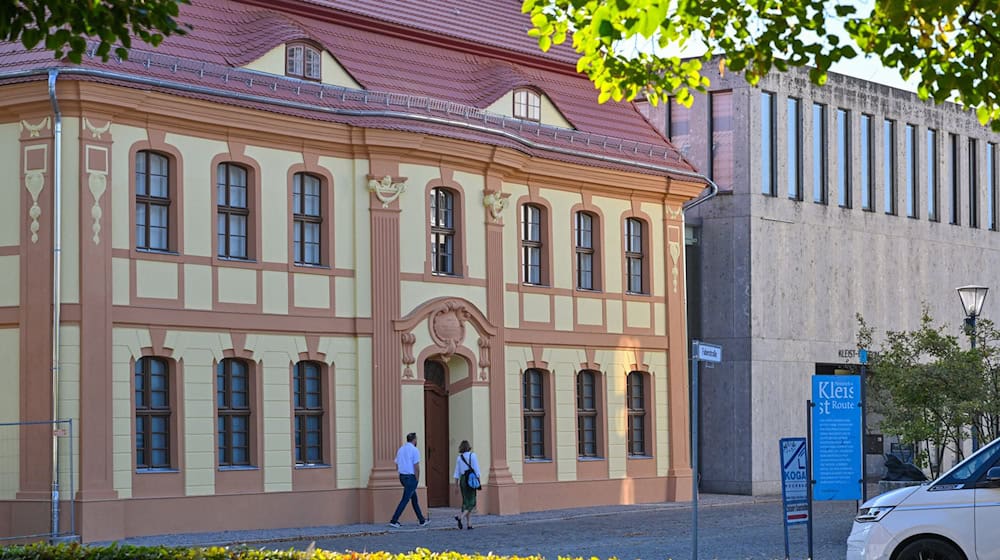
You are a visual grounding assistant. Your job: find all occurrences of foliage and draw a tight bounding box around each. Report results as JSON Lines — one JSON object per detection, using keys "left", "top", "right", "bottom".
{"left": 858, "top": 310, "right": 996, "bottom": 478}
{"left": 0, "top": 544, "right": 557, "bottom": 560}
{"left": 522, "top": 0, "right": 1000, "bottom": 131}
{"left": 0, "top": 0, "right": 190, "bottom": 63}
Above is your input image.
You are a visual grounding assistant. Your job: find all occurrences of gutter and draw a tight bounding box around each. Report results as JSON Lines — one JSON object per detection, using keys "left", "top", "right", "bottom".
{"left": 46, "top": 69, "right": 63, "bottom": 540}
{"left": 2, "top": 67, "right": 714, "bottom": 187}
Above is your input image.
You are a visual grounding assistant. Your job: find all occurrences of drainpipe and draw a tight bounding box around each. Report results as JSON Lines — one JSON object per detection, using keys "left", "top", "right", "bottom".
{"left": 47, "top": 69, "right": 62, "bottom": 540}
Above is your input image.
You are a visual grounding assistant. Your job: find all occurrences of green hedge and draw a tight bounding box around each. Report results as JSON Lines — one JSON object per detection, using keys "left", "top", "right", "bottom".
{"left": 0, "top": 545, "right": 550, "bottom": 560}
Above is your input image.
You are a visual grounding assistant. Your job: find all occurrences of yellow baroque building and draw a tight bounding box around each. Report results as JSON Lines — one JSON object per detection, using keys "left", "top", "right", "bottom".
{"left": 0, "top": 0, "right": 709, "bottom": 541}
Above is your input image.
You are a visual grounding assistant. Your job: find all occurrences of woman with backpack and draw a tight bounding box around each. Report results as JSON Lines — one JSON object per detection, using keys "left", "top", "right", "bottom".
{"left": 452, "top": 439, "right": 480, "bottom": 530}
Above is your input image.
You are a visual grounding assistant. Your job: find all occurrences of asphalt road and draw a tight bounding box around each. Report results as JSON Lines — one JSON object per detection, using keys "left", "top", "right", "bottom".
{"left": 270, "top": 500, "right": 857, "bottom": 560}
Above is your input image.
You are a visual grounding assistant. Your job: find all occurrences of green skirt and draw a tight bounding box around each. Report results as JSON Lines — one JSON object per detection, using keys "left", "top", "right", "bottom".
{"left": 460, "top": 474, "right": 477, "bottom": 512}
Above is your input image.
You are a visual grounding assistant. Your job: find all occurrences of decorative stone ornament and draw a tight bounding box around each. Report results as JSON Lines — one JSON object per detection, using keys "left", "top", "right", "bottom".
{"left": 400, "top": 332, "right": 417, "bottom": 379}
{"left": 367, "top": 174, "right": 408, "bottom": 207}
{"left": 483, "top": 190, "right": 511, "bottom": 222}
{"left": 429, "top": 300, "right": 470, "bottom": 358}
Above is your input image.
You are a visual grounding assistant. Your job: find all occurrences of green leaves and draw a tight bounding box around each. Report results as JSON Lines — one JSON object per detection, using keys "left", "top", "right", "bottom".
{"left": 523, "top": 0, "right": 1000, "bottom": 131}
{"left": 1, "top": 0, "right": 190, "bottom": 63}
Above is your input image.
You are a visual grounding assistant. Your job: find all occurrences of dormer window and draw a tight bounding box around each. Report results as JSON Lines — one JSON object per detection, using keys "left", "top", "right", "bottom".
{"left": 287, "top": 43, "right": 321, "bottom": 80}
{"left": 514, "top": 89, "right": 541, "bottom": 121}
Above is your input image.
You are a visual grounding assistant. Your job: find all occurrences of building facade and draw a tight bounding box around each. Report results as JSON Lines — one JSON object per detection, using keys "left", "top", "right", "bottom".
{"left": 641, "top": 64, "right": 1000, "bottom": 495}
{"left": 0, "top": 0, "right": 707, "bottom": 541}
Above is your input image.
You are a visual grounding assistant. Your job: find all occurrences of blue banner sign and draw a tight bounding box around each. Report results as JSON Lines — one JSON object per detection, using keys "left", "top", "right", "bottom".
{"left": 779, "top": 437, "right": 809, "bottom": 525}
{"left": 811, "top": 375, "right": 862, "bottom": 500}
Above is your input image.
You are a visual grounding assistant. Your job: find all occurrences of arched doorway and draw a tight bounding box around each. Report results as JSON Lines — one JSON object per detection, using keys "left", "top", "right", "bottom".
{"left": 423, "top": 359, "right": 450, "bottom": 507}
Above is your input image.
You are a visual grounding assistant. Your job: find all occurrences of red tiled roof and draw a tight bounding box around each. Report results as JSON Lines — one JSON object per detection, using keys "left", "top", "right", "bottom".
{"left": 303, "top": 0, "right": 580, "bottom": 65}
{"left": 0, "top": 0, "right": 700, "bottom": 178}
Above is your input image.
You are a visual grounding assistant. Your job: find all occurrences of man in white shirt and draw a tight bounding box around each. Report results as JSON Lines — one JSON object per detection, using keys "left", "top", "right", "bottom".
{"left": 389, "top": 432, "right": 429, "bottom": 528}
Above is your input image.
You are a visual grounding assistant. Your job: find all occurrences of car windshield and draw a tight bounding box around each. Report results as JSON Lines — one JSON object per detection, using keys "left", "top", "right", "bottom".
{"left": 934, "top": 437, "right": 1000, "bottom": 486}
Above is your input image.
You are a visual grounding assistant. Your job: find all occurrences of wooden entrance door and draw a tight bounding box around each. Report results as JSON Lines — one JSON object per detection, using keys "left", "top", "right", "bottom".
{"left": 423, "top": 360, "right": 449, "bottom": 507}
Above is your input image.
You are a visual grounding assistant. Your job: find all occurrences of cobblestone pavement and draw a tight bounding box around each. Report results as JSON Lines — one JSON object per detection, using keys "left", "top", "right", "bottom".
{"left": 103, "top": 495, "right": 857, "bottom": 559}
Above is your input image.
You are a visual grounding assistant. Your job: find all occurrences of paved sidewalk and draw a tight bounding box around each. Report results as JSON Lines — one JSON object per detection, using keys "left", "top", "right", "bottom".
{"left": 97, "top": 494, "right": 783, "bottom": 548}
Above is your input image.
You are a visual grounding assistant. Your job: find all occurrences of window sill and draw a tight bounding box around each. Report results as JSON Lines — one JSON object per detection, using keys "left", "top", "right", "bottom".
{"left": 577, "top": 456, "right": 605, "bottom": 462}
{"left": 627, "top": 454, "right": 654, "bottom": 460}
{"left": 294, "top": 262, "right": 329, "bottom": 270}
{"left": 218, "top": 465, "right": 259, "bottom": 471}
{"left": 216, "top": 257, "right": 258, "bottom": 264}
{"left": 136, "top": 248, "right": 180, "bottom": 256}
{"left": 431, "top": 272, "right": 463, "bottom": 279}
{"left": 295, "top": 463, "right": 331, "bottom": 470}
{"left": 524, "top": 458, "right": 552, "bottom": 463}
{"left": 135, "top": 468, "right": 180, "bottom": 474}
{"left": 624, "top": 292, "right": 650, "bottom": 298}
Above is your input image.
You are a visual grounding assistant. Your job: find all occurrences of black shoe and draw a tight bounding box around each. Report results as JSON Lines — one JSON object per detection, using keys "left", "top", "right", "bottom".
{"left": 455, "top": 516, "right": 463, "bottom": 529}
{"left": 467, "top": 525, "right": 473, "bottom": 530}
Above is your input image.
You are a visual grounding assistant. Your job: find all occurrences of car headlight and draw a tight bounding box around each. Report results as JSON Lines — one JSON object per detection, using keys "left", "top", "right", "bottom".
{"left": 856, "top": 505, "right": 894, "bottom": 523}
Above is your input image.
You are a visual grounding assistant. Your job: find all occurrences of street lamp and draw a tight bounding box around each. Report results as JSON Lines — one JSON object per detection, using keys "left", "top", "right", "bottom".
{"left": 957, "top": 285, "right": 989, "bottom": 451}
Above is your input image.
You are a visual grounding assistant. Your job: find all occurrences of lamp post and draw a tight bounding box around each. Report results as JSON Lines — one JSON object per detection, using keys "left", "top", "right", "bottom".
{"left": 957, "top": 285, "right": 989, "bottom": 451}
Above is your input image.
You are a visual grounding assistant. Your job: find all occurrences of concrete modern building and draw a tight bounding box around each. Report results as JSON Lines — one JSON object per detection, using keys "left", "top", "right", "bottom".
{"left": 640, "top": 64, "right": 1000, "bottom": 495}
{"left": 0, "top": 0, "right": 709, "bottom": 542}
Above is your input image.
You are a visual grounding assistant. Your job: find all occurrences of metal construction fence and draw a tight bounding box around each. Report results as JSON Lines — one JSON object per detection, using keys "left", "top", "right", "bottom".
{"left": 0, "top": 419, "right": 75, "bottom": 542}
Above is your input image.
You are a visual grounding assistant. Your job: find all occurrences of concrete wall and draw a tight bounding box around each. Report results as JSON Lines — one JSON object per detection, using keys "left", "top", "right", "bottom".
{"left": 651, "top": 64, "right": 1000, "bottom": 494}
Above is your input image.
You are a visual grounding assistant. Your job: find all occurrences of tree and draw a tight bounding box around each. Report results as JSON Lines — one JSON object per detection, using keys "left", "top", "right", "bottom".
{"left": 523, "top": 0, "right": 1000, "bottom": 131}
{"left": 858, "top": 310, "right": 996, "bottom": 478}
{"left": 0, "top": 0, "right": 190, "bottom": 63}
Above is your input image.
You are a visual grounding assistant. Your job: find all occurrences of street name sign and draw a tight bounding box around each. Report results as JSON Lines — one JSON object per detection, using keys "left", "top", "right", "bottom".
{"left": 810, "top": 375, "right": 862, "bottom": 501}
{"left": 694, "top": 342, "right": 722, "bottom": 362}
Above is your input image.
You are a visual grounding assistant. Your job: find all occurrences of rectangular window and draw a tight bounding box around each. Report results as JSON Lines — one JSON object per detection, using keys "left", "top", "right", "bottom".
{"left": 761, "top": 92, "right": 776, "bottom": 196}
{"left": 860, "top": 114, "right": 873, "bottom": 211}
{"left": 884, "top": 119, "right": 896, "bottom": 215}
{"left": 575, "top": 212, "right": 595, "bottom": 290}
{"left": 970, "top": 138, "right": 979, "bottom": 228}
{"left": 905, "top": 124, "right": 918, "bottom": 218}
{"left": 521, "top": 205, "right": 543, "bottom": 285}
{"left": 294, "top": 361, "right": 323, "bottom": 464}
{"left": 626, "top": 371, "right": 647, "bottom": 456}
{"left": 430, "top": 188, "right": 456, "bottom": 274}
{"left": 522, "top": 369, "right": 546, "bottom": 459}
{"left": 927, "top": 129, "right": 938, "bottom": 221}
{"left": 217, "top": 359, "right": 251, "bottom": 466}
{"left": 293, "top": 173, "right": 322, "bottom": 265}
{"left": 217, "top": 163, "right": 249, "bottom": 259}
{"left": 837, "top": 108, "right": 851, "bottom": 208}
{"left": 135, "top": 151, "right": 170, "bottom": 251}
{"left": 989, "top": 143, "right": 997, "bottom": 231}
{"left": 711, "top": 92, "right": 734, "bottom": 190}
{"left": 950, "top": 133, "right": 960, "bottom": 225}
{"left": 625, "top": 218, "right": 644, "bottom": 294}
{"left": 813, "top": 103, "right": 827, "bottom": 204}
{"left": 135, "top": 357, "right": 170, "bottom": 469}
{"left": 576, "top": 371, "right": 599, "bottom": 458}
{"left": 787, "top": 97, "right": 802, "bottom": 200}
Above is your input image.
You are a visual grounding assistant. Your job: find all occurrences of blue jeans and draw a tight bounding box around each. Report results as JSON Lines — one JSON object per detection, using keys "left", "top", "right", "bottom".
{"left": 390, "top": 473, "right": 425, "bottom": 523}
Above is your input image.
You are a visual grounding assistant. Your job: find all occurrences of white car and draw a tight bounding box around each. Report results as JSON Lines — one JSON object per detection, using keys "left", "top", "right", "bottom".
{"left": 847, "top": 436, "right": 1000, "bottom": 560}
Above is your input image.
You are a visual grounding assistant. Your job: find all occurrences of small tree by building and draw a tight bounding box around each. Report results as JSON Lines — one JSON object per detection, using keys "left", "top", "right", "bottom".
{"left": 858, "top": 309, "right": 997, "bottom": 479}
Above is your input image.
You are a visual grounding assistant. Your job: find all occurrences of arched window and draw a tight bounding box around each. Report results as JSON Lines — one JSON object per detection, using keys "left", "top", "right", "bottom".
{"left": 135, "top": 150, "right": 171, "bottom": 251}
{"left": 217, "top": 163, "right": 250, "bottom": 259}
{"left": 626, "top": 371, "right": 648, "bottom": 456}
{"left": 430, "top": 188, "right": 456, "bottom": 275}
{"left": 217, "top": 358, "right": 251, "bottom": 466}
{"left": 514, "top": 89, "right": 541, "bottom": 122}
{"left": 625, "top": 218, "right": 646, "bottom": 294}
{"left": 575, "top": 211, "right": 598, "bottom": 290}
{"left": 293, "top": 172, "right": 323, "bottom": 265}
{"left": 287, "top": 43, "right": 321, "bottom": 80}
{"left": 521, "top": 204, "right": 545, "bottom": 285}
{"left": 293, "top": 361, "right": 324, "bottom": 464}
{"left": 135, "top": 356, "right": 171, "bottom": 469}
{"left": 576, "top": 370, "right": 600, "bottom": 457}
{"left": 522, "top": 368, "right": 547, "bottom": 459}
{"left": 424, "top": 359, "right": 447, "bottom": 389}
